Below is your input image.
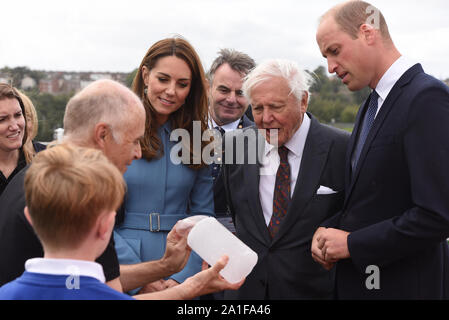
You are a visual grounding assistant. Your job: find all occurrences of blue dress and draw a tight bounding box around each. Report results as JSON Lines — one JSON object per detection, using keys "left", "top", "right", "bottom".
{"left": 114, "top": 121, "right": 214, "bottom": 285}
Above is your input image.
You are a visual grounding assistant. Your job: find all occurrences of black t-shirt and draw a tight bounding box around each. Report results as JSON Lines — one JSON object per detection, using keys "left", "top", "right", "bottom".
{"left": 0, "top": 166, "right": 120, "bottom": 286}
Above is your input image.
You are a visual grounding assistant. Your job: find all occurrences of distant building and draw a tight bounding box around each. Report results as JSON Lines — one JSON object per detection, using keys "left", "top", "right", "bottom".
{"left": 90, "top": 73, "right": 112, "bottom": 81}
{"left": 39, "top": 79, "right": 52, "bottom": 94}
{"left": 1, "top": 69, "right": 129, "bottom": 95}
{"left": 39, "top": 74, "right": 63, "bottom": 94}
{"left": 21, "top": 76, "right": 36, "bottom": 90}
{"left": 39, "top": 71, "right": 128, "bottom": 95}
{"left": 0, "top": 78, "right": 10, "bottom": 84}
{"left": 80, "top": 80, "right": 95, "bottom": 90}
{"left": 0, "top": 73, "right": 11, "bottom": 85}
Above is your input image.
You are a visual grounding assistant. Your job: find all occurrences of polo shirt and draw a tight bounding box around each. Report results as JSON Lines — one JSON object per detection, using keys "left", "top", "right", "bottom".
{"left": 0, "top": 258, "right": 134, "bottom": 300}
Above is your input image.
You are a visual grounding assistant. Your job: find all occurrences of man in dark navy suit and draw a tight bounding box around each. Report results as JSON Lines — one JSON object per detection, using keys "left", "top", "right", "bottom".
{"left": 222, "top": 59, "right": 349, "bottom": 299}
{"left": 312, "top": 1, "right": 449, "bottom": 299}
{"left": 207, "top": 49, "right": 256, "bottom": 230}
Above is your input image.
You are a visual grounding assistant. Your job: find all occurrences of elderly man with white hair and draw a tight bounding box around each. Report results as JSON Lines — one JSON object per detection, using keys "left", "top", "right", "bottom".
{"left": 220, "top": 59, "right": 350, "bottom": 299}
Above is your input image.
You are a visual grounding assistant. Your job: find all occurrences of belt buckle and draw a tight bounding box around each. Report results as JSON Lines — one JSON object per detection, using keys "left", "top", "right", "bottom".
{"left": 149, "top": 212, "right": 160, "bottom": 232}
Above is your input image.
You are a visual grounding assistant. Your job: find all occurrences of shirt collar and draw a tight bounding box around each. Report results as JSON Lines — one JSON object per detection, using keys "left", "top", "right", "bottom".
{"left": 209, "top": 115, "right": 241, "bottom": 132}
{"left": 25, "top": 258, "right": 106, "bottom": 283}
{"left": 264, "top": 112, "right": 311, "bottom": 157}
{"left": 375, "top": 56, "right": 416, "bottom": 102}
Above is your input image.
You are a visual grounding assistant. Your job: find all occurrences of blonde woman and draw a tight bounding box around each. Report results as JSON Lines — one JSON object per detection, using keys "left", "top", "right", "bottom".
{"left": 0, "top": 84, "right": 27, "bottom": 196}
{"left": 18, "top": 91, "right": 46, "bottom": 164}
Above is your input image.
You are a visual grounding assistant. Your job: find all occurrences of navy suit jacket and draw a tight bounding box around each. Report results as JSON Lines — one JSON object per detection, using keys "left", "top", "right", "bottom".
{"left": 222, "top": 114, "right": 349, "bottom": 299}
{"left": 213, "top": 114, "right": 254, "bottom": 216}
{"left": 324, "top": 64, "right": 449, "bottom": 299}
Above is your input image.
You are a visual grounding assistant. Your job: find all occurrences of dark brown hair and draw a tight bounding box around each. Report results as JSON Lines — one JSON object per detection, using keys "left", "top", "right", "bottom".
{"left": 132, "top": 37, "right": 209, "bottom": 169}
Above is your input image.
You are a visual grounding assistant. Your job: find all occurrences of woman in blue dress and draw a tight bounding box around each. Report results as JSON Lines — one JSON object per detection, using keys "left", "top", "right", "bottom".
{"left": 114, "top": 37, "right": 214, "bottom": 293}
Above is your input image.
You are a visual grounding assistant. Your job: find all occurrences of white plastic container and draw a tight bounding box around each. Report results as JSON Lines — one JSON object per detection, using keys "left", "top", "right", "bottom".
{"left": 186, "top": 217, "right": 258, "bottom": 284}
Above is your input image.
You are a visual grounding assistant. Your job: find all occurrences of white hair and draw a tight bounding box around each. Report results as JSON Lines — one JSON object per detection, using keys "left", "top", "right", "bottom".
{"left": 242, "top": 59, "right": 314, "bottom": 104}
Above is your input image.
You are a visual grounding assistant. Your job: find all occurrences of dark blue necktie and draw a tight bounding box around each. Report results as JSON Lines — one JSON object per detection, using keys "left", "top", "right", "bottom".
{"left": 351, "top": 90, "right": 379, "bottom": 172}
{"left": 211, "top": 126, "right": 225, "bottom": 180}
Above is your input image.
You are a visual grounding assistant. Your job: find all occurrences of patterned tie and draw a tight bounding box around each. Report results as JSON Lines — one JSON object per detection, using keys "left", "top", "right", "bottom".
{"left": 211, "top": 126, "right": 225, "bottom": 180}
{"left": 351, "top": 90, "right": 379, "bottom": 172}
{"left": 268, "top": 146, "right": 291, "bottom": 239}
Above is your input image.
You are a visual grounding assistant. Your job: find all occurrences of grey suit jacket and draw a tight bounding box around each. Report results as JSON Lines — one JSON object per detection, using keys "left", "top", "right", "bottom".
{"left": 222, "top": 113, "right": 350, "bottom": 299}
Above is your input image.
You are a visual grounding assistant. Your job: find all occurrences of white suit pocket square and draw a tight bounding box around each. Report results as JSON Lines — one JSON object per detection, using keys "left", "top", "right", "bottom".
{"left": 317, "top": 186, "right": 338, "bottom": 195}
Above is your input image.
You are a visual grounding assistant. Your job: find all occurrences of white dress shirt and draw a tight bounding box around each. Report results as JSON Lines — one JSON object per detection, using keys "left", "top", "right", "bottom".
{"left": 259, "top": 113, "right": 311, "bottom": 226}
{"left": 209, "top": 116, "right": 241, "bottom": 132}
{"left": 374, "top": 56, "right": 416, "bottom": 118}
{"left": 25, "top": 258, "right": 106, "bottom": 283}
{"left": 351, "top": 56, "right": 416, "bottom": 174}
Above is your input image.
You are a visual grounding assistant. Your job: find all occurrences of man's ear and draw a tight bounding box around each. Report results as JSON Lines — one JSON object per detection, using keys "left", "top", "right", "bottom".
{"left": 359, "top": 23, "right": 377, "bottom": 45}
{"left": 24, "top": 206, "right": 33, "bottom": 227}
{"left": 300, "top": 92, "right": 309, "bottom": 113}
{"left": 93, "top": 123, "right": 110, "bottom": 149}
{"left": 96, "top": 211, "right": 116, "bottom": 241}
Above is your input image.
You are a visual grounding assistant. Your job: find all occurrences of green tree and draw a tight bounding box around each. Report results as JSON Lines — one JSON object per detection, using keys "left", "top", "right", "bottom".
{"left": 125, "top": 68, "right": 138, "bottom": 88}
{"left": 307, "top": 66, "right": 371, "bottom": 125}
{"left": 308, "top": 66, "right": 329, "bottom": 93}
{"left": 352, "top": 86, "right": 371, "bottom": 105}
{"left": 27, "top": 92, "right": 72, "bottom": 142}
{"left": 340, "top": 105, "right": 359, "bottom": 123}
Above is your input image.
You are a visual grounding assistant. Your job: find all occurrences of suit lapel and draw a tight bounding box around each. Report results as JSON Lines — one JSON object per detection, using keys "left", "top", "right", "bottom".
{"left": 241, "top": 114, "right": 255, "bottom": 128}
{"left": 271, "top": 116, "right": 330, "bottom": 244}
{"left": 345, "top": 64, "right": 423, "bottom": 204}
{"left": 243, "top": 129, "right": 272, "bottom": 245}
{"left": 345, "top": 98, "right": 368, "bottom": 190}
{"left": 345, "top": 92, "right": 399, "bottom": 203}
{"left": 343, "top": 96, "right": 371, "bottom": 204}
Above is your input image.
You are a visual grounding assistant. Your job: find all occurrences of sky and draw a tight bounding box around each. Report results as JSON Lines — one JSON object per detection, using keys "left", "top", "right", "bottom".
{"left": 1, "top": 0, "right": 448, "bottom": 79}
